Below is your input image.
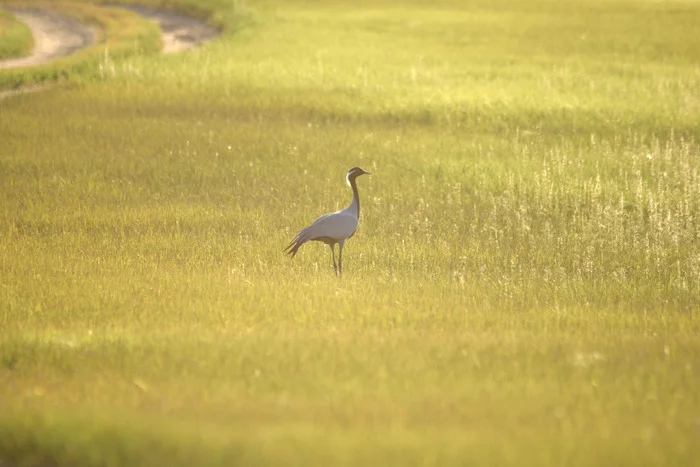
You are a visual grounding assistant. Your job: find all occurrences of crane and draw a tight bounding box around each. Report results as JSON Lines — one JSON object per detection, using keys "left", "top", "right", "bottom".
{"left": 284, "top": 167, "right": 371, "bottom": 276}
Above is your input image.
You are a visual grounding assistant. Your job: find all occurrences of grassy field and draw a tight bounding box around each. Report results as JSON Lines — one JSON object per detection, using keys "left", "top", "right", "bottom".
{"left": 0, "top": 7, "right": 32, "bottom": 60}
{"left": 1, "top": 0, "right": 699, "bottom": 465}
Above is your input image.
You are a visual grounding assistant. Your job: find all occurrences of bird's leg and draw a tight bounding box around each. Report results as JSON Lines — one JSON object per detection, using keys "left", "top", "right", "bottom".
{"left": 338, "top": 241, "right": 345, "bottom": 277}
{"left": 330, "top": 244, "right": 338, "bottom": 276}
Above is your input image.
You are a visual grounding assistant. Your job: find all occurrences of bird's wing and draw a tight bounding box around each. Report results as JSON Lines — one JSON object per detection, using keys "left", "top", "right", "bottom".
{"left": 306, "top": 210, "right": 358, "bottom": 241}
{"left": 284, "top": 209, "right": 359, "bottom": 257}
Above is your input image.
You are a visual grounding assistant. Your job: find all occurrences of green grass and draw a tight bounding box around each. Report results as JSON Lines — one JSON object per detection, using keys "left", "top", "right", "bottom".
{"left": 1, "top": 0, "right": 700, "bottom": 465}
{"left": 0, "top": 7, "right": 33, "bottom": 59}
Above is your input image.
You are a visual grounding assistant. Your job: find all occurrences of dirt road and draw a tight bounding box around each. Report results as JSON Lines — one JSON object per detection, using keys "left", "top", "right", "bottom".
{"left": 0, "top": 5, "right": 217, "bottom": 69}
{"left": 0, "top": 8, "right": 96, "bottom": 69}
{"left": 121, "top": 6, "right": 218, "bottom": 54}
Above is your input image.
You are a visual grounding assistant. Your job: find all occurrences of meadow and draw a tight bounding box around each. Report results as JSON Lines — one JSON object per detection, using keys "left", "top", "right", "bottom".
{"left": 0, "top": 7, "right": 32, "bottom": 60}
{"left": 1, "top": 0, "right": 699, "bottom": 465}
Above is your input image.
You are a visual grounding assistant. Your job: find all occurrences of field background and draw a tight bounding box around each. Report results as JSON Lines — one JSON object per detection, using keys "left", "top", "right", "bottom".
{"left": 0, "top": 7, "right": 32, "bottom": 60}
{"left": 1, "top": 0, "right": 699, "bottom": 465}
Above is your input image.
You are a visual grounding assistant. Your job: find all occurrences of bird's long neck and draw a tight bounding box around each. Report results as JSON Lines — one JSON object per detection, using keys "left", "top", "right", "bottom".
{"left": 348, "top": 177, "right": 360, "bottom": 219}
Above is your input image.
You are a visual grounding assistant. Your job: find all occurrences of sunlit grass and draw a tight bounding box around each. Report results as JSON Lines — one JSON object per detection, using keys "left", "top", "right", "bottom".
{"left": 0, "top": 7, "right": 32, "bottom": 59}
{"left": 1, "top": 0, "right": 699, "bottom": 465}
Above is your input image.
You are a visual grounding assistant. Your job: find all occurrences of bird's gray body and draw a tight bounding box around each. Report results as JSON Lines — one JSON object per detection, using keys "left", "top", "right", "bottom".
{"left": 284, "top": 167, "right": 370, "bottom": 275}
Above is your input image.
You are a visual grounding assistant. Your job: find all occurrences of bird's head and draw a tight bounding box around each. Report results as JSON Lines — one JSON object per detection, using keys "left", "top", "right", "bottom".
{"left": 346, "top": 166, "right": 371, "bottom": 186}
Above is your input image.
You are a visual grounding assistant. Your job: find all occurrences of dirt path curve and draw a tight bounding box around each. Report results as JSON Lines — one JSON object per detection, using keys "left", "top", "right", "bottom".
{"left": 0, "top": 8, "right": 96, "bottom": 69}
{"left": 0, "top": 5, "right": 217, "bottom": 69}
{"left": 120, "top": 5, "right": 218, "bottom": 53}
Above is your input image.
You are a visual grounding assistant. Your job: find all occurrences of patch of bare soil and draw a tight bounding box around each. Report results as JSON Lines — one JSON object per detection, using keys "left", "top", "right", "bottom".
{"left": 122, "top": 6, "right": 217, "bottom": 53}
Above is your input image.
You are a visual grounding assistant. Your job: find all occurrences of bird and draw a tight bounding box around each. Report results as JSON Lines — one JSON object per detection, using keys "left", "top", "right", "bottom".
{"left": 284, "top": 167, "right": 371, "bottom": 276}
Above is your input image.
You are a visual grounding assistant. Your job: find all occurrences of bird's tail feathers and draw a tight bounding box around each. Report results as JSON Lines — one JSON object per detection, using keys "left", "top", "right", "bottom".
{"left": 283, "top": 228, "right": 313, "bottom": 258}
